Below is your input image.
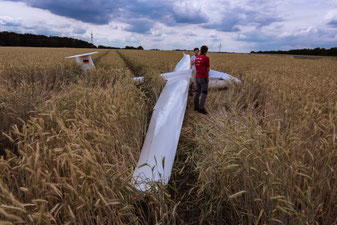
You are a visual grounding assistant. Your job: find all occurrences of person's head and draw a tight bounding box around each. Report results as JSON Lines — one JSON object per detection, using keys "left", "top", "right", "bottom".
{"left": 193, "top": 48, "right": 199, "bottom": 56}
{"left": 200, "top": 45, "right": 208, "bottom": 55}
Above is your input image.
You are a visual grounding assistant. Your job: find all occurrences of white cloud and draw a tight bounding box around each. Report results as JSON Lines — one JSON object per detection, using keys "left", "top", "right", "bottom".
{"left": 0, "top": 16, "right": 22, "bottom": 26}
{"left": 0, "top": 0, "right": 336, "bottom": 52}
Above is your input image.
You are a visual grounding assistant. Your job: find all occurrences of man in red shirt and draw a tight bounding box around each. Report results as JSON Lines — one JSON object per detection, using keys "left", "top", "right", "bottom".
{"left": 194, "top": 45, "right": 210, "bottom": 114}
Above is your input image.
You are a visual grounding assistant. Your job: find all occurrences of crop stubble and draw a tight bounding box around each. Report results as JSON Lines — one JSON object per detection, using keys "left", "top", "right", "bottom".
{"left": 0, "top": 48, "right": 336, "bottom": 224}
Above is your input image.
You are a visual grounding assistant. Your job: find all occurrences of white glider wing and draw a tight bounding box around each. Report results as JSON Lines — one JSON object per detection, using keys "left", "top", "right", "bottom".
{"left": 132, "top": 53, "right": 191, "bottom": 191}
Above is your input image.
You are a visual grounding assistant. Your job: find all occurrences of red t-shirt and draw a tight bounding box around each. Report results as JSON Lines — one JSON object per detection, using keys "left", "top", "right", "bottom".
{"left": 195, "top": 54, "right": 210, "bottom": 78}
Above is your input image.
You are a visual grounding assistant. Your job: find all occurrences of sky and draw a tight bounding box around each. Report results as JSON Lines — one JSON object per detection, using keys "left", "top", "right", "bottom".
{"left": 0, "top": 0, "right": 336, "bottom": 52}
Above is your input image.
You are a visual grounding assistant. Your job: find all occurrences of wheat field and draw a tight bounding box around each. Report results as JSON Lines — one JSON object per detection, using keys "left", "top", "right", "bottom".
{"left": 0, "top": 47, "right": 336, "bottom": 224}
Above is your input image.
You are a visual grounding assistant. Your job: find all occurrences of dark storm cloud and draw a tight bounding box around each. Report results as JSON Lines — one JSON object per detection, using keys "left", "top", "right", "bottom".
{"left": 202, "top": 7, "right": 282, "bottom": 32}
{"left": 327, "top": 19, "right": 337, "bottom": 27}
{"left": 7, "top": 0, "right": 209, "bottom": 33}
{"left": 173, "top": 12, "right": 207, "bottom": 24}
{"left": 172, "top": 7, "right": 207, "bottom": 24}
{"left": 32, "top": 0, "right": 115, "bottom": 24}
{"left": 125, "top": 19, "right": 154, "bottom": 33}
{"left": 6, "top": 0, "right": 282, "bottom": 35}
{"left": 203, "top": 17, "right": 241, "bottom": 32}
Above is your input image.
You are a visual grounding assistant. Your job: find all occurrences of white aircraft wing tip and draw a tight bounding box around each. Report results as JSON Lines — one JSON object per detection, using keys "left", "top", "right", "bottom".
{"left": 65, "top": 51, "right": 98, "bottom": 59}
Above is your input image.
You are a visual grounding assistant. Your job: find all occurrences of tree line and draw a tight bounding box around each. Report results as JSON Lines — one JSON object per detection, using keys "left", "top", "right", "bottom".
{"left": 0, "top": 31, "right": 144, "bottom": 50}
{"left": 0, "top": 31, "right": 96, "bottom": 48}
{"left": 98, "top": 45, "right": 143, "bottom": 50}
{"left": 251, "top": 47, "right": 337, "bottom": 57}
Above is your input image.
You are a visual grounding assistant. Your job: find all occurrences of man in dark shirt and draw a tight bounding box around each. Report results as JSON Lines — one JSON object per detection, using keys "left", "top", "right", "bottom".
{"left": 194, "top": 45, "right": 210, "bottom": 114}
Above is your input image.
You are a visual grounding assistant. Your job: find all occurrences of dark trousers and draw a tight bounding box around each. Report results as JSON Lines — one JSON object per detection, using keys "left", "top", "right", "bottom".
{"left": 194, "top": 77, "right": 208, "bottom": 110}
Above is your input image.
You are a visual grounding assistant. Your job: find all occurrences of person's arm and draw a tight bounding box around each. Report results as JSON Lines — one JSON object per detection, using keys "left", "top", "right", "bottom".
{"left": 191, "top": 56, "right": 195, "bottom": 66}
{"left": 206, "top": 57, "right": 210, "bottom": 75}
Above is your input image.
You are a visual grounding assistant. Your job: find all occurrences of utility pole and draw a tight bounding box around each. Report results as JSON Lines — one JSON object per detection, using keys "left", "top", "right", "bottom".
{"left": 219, "top": 42, "right": 222, "bottom": 53}
{"left": 91, "top": 31, "right": 94, "bottom": 45}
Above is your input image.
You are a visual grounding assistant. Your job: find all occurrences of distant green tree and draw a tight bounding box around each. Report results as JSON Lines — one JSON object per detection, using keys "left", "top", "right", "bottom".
{"left": 250, "top": 47, "right": 337, "bottom": 57}
{"left": 0, "top": 31, "right": 97, "bottom": 48}
{"left": 98, "top": 45, "right": 120, "bottom": 49}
